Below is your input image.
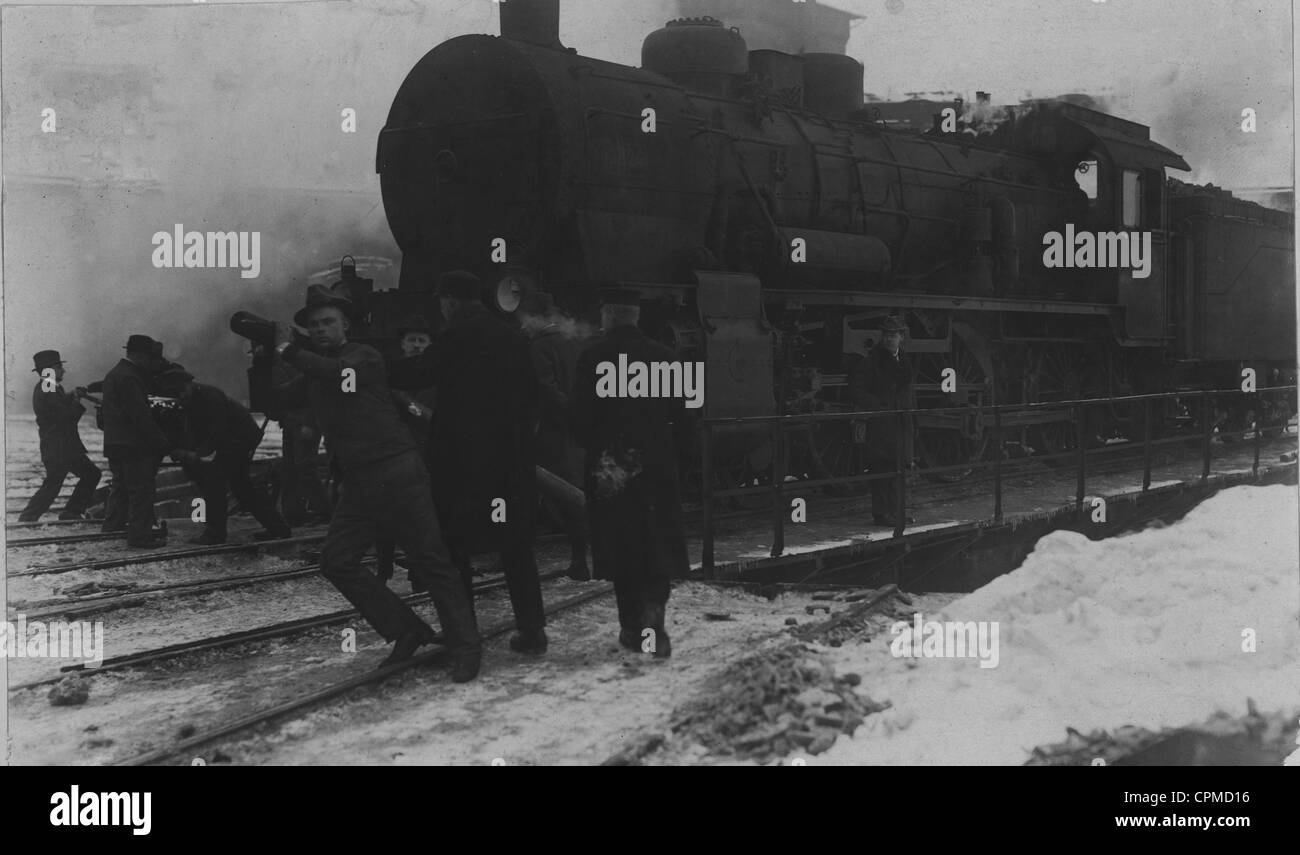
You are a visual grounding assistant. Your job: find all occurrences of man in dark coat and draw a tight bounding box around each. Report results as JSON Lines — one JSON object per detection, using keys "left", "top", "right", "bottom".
{"left": 271, "top": 285, "right": 480, "bottom": 679}
{"left": 99, "top": 335, "right": 171, "bottom": 548}
{"left": 387, "top": 314, "right": 438, "bottom": 460}
{"left": 847, "top": 315, "right": 915, "bottom": 527}
{"left": 376, "top": 314, "right": 438, "bottom": 589}
{"left": 428, "top": 270, "right": 548, "bottom": 654}
{"left": 156, "top": 368, "right": 291, "bottom": 545}
{"left": 18, "top": 350, "right": 101, "bottom": 522}
{"left": 518, "top": 293, "right": 590, "bottom": 580}
{"left": 570, "top": 289, "right": 692, "bottom": 658}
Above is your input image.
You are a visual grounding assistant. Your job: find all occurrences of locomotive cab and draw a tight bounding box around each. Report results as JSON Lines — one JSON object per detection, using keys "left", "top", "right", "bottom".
{"left": 1019, "top": 101, "right": 1190, "bottom": 341}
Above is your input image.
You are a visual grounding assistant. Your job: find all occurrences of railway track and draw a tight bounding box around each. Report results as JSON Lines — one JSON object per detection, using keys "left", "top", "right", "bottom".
{"left": 10, "top": 568, "right": 571, "bottom": 694}
{"left": 8, "top": 533, "right": 326, "bottom": 579}
{"left": 111, "top": 583, "right": 614, "bottom": 766}
{"left": 16, "top": 559, "right": 350, "bottom": 621}
{"left": 6, "top": 524, "right": 170, "bottom": 549}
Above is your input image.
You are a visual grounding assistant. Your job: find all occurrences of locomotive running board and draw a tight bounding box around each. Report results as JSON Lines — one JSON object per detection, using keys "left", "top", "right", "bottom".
{"left": 766, "top": 290, "right": 1119, "bottom": 316}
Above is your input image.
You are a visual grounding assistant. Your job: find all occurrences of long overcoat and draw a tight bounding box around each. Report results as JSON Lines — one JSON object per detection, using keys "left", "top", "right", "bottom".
{"left": 847, "top": 344, "right": 915, "bottom": 463}
{"left": 569, "top": 324, "right": 691, "bottom": 583}
{"left": 427, "top": 302, "right": 539, "bottom": 552}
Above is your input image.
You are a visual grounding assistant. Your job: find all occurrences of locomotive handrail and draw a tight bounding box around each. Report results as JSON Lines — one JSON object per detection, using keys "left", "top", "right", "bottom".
{"left": 697, "top": 385, "right": 1297, "bottom": 576}
{"left": 700, "top": 385, "right": 1298, "bottom": 427}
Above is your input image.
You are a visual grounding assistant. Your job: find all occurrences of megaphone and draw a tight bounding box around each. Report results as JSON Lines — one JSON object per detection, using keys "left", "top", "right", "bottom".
{"left": 230, "top": 311, "right": 312, "bottom": 351}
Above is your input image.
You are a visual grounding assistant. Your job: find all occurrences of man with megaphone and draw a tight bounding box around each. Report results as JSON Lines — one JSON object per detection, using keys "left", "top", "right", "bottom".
{"left": 249, "top": 284, "right": 481, "bottom": 681}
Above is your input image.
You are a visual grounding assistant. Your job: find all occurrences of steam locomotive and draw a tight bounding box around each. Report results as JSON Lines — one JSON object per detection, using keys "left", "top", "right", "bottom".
{"left": 361, "top": 0, "right": 1294, "bottom": 482}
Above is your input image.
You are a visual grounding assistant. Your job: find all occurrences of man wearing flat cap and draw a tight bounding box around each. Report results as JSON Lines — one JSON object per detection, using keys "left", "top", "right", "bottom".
{"left": 18, "top": 350, "right": 101, "bottom": 522}
{"left": 99, "top": 334, "right": 172, "bottom": 547}
{"left": 570, "top": 288, "right": 691, "bottom": 658}
{"left": 271, "top": 283, "right": 480, "bottom": 679}
{"left": 428, "top": 269, "right": 548, "bottom": 654}
{"left": 155, "top": 368, "right": 290, "bottom": 545}
{"left": 847, "top": 314, "right": 915, "bottom": 527}
{"left": 517, "top": 291, "right": 590, "bottom": 580}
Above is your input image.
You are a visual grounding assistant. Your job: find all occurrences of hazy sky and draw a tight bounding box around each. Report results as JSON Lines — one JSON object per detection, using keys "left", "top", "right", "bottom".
{"left": 1, "top": 0, "right": 1293, "bottom": 410}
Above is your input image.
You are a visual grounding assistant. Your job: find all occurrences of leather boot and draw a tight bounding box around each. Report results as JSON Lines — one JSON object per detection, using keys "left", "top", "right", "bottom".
{"left": 377, "top": 624, "right": 439, "bottom": 669}
{"left": 449, "top": 644, "right": 482, "bottom": 683}
{"left": 641, "top": 603, "right": 671, "bottom": 659}
{"left": 509, "top": 628, "right": 548, "bottom": 654}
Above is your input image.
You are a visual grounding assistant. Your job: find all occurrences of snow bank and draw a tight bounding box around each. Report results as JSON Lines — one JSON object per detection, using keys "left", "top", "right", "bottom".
{"left": 821, "top": 484, "right": 1300, "bottom": 765}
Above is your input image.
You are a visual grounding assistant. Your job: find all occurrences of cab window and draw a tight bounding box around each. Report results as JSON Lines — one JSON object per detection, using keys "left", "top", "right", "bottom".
{"left": 1122, "top": 169, "right": 1143, "bottom": 227}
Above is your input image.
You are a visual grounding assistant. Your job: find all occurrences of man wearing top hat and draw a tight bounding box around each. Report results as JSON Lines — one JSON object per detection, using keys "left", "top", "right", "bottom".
{"left": 99, "top": 334, "right": 172, "bottom": 547}
{"left": 516, "top": 291, "right": 590, "bottom": 581}
{"left": 154, "top": 367, "right": 291, "bottom": 545}
{"left": 569, "top": 288, "right": 691, "bottom": 658}
{"left": 271, "top": 283, "right": 480, "bottom": 679}
{"left": 18, "top": 350, "right": 101, "bottom": 522}
{"left": 847, "top": 314, "right": 915, "bottom": 527}
{"left": 428, "top": 270, "right": 548, "bottom": 655}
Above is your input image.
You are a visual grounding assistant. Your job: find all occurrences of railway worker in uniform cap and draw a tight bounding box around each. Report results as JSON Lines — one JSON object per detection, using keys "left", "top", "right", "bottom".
{"left": 155, "top": 367, "right": 291, "bottom": 545}
{"left": 99, "top": 334, "right": 172, "bottom": 548}
{"left": 428, "top": 269, "right": 549, "bottom": 654}
{"left": 847, "top": 314, "right": 915, "bottom": 527}
{"left": 271, "top": 284, "right": 481, "bottom": 679}
{"left": 17, "top": 350, "right": 101, "bottom": 522}
{"left": 570, "top": 288, "right": 691, "bottom": 658}
{"left": 517, "top": 291, "right": 590, "bottom": 580}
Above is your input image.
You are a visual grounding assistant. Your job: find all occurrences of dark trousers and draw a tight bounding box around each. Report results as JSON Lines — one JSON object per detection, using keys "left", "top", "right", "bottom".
{"left": 320, "top": 452, "right": 478, "bottom": 648}
{"left": 102, "top": 453, "right": 161, "bottom": 544}
{"left": 280, "top": 419, "right": 328, "bottom": 523}
{"left": 868, "top": 454, "right": 901, "bottom": 519}
{"left": 20, "top": 453, "right": 100, "bottom": 521}
{"left": 613, "top": 574, "right": 670, "bottom": 634}
{"left": 449, "top": 540, "right": 546, "bottom": 635}
{"left": 188, "top": 450, "right": 288, "bottom": 538}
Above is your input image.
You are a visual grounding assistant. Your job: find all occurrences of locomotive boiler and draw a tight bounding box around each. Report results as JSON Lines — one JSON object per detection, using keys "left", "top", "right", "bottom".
{"left": 373, "top": 0, "right": 1295, "bottom": 482}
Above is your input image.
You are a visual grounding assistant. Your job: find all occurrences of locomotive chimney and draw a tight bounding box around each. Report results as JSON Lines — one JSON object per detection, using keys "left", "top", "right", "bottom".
{"left": 499, "top": 0, "right": 563, "bottom": 50}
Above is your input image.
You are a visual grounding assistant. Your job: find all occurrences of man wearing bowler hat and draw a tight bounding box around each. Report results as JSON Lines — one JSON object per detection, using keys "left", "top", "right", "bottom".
{"left": 99, "top": 334, "right": 171, "bottom": 547}
{"left": 271, "top": 283, "right": 480, "bottom": 679}
{"left": 18, "top": 350, "right": 101, "bottom": 522}
{"left": 428, "top": 270, "right": 548, "bottom": 655}
{"left": 155, "top": 367, "right": 291, "bottom": 545}
{"left": 570, "top": 288, "right": 691, "bottom": 658}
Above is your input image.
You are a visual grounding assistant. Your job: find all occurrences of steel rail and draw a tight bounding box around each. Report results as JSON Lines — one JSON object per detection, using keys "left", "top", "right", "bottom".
{"left": 112, "top": 584, "right": 614, "bottom": 767}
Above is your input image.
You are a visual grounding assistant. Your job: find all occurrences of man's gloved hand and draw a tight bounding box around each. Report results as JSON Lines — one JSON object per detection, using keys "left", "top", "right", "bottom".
{"left": 73, "top": 386, "right": 88, "bottom": 398}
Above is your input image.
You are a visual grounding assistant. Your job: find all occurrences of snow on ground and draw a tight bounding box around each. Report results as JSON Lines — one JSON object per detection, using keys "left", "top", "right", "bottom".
{"left": 817, "top": 483, "right": 1300, "bottom": 765}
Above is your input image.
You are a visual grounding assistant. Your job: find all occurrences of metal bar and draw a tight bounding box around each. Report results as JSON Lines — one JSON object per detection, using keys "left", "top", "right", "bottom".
{"left": 1076, "top": 403, "right": 1087, "bottom": 513}
{"left": 1142, "top": 397, "right": 1153, "bottom": 492}
{"left": 701, "top": 421, "right": 715, "bottom": 578}
{"left": 1253, "top": 393, "right": 1262, "bottom": 478}
{"left": 764, "top": 289, "right": 1117, "bottom": 315}
{"left": 993, "top": 405, "right": 1003, "bottom": 524}
{"left": 894, "top": 410, "right": 906, "bottom": 540}
{"left": 699, "top": 386, "right": 1297, "bottom": 429}
{"left": 1201, "top": 391, "right": 1212, "bottom": 481}
{"left": 770, "top": 421, "right": 785, "bottom": 558}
